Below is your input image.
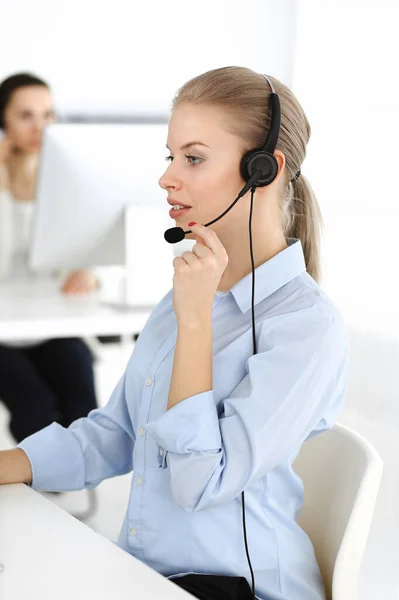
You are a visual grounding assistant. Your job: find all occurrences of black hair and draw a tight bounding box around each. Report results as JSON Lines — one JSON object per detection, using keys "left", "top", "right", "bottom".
{"left": 0, "top": 72, "right": 50, "bottom": 129}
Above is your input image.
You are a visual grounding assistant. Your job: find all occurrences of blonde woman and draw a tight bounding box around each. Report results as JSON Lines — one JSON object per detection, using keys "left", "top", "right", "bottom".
{"left": 0, "top": 67, "right": 348, "bottom": 600}
{"left": 0, "top": 73, "right": 98, "bottom": 443}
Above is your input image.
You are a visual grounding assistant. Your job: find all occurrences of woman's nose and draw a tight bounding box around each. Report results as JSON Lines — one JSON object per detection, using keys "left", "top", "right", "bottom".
{"left": 32, "top": 119, "right": 44, "bottom": 133}
{"left": 158, "top": 163, "right": 182, "bottom": 191}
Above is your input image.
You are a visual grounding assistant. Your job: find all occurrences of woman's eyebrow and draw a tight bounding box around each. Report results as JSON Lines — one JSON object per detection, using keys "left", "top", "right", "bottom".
{"left": 166, "top": 141, "right": 210, "bottom": 151}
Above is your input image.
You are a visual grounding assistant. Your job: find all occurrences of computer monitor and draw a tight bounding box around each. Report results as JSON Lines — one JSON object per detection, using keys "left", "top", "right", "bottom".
{"left": 29, "top": 123, "right": 182, "bottom": 305}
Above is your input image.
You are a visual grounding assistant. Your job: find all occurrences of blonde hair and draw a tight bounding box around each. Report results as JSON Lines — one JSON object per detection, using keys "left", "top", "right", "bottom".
{"left": 172, "top": 66, "right": 323, "bottom": 283}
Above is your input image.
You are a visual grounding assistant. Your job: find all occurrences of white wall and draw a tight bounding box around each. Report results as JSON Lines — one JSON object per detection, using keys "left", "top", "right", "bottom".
{"left": 1, "top": 0, "right": 297, "bottom": 115}
{"left": 293, "top": 0, "right": 399, "bottom": 336}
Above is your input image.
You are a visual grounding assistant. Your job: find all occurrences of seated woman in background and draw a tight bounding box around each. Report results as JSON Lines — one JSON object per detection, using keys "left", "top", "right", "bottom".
{"left": 0, "top": 72, "right": 98, "bottom": 443}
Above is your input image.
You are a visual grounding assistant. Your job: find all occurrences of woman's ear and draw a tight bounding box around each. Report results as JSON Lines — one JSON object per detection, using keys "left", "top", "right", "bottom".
{"left": 274, "top": 150, "right": 286, "bottom": 179}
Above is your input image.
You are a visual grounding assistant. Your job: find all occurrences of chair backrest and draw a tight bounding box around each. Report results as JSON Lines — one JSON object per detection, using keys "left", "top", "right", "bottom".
{"left": 293, "top": 423, "right": 382, "bottom": 600}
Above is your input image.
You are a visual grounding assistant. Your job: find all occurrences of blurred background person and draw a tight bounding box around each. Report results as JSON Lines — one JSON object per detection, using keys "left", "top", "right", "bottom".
{"left": 0, "top": 72, "right": 98, "bottom": 443}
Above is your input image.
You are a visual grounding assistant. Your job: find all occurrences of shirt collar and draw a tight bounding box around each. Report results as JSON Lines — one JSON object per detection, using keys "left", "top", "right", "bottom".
{"left": 225, "top": 238, "right": 307, "bottom": 313}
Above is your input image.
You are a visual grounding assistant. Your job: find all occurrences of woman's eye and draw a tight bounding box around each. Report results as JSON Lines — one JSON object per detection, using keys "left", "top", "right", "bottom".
{"left": 185, "top": 155, "right": 201, "bottom": 165}
{"left": 164, "top": 154, "right": 202, "bottom": 165}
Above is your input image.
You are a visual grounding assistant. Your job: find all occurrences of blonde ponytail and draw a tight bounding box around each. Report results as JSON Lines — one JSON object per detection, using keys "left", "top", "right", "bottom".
{"left": 283, "top": 175, "right": 323, "bottom": 283}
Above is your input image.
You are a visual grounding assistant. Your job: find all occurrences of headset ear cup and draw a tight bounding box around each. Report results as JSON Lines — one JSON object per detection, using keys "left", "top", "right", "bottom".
{"left": 240, "top": 150, "right": 254, "bottom": 183}
{"left": 240, "top": 150, "right": 278, "bottom": 187}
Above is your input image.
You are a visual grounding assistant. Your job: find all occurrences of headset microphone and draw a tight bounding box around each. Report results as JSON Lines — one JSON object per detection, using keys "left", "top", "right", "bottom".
{"left": 164, "top": 169, "right": 263, "bottom": 244}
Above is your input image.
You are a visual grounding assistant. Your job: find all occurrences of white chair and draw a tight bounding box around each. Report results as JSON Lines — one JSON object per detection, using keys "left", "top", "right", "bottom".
{"left": 293, "top": 423, "right": 383, "bottom": 600}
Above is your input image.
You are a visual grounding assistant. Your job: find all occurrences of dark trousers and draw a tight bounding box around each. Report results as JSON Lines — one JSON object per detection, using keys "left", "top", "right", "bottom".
{"left": 0, "top": 338, "right": 97, "bottom": 443}
{"left": 170, "top": 574, "right": 254, "bottom": 599}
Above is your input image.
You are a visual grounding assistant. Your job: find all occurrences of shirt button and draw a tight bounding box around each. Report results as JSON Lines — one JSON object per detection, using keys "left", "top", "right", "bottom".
{"left": 136, "top": 476, "right": 143, "bottom": 486}
{"left": 138, "top": 427, "right": 145, "bottom": 437}
{"left": 129, "top": 527, "right": 138, "bottom": 536}
{"left": 145, "top": 377, "right": 153, "bottom": 387}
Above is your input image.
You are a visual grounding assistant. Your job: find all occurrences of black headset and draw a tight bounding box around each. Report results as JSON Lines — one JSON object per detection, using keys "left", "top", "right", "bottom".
{"left": 239, "top": 75, "right": 281, "bottom": 600}
{"left": 239, "top": 74, "right": 281, "bottom": 189}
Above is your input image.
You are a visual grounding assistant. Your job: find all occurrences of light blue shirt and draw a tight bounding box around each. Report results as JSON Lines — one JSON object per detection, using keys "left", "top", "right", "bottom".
{"left": 19, "top": 238, "right": 349, "bottom": 600}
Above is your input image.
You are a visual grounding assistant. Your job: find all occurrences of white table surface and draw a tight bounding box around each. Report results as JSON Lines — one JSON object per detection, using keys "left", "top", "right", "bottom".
{"left": 0, "top": 278, "right": 154, "bottom": 342}
{"left": 0, "top": 483, "right": 192, "bottom": 600}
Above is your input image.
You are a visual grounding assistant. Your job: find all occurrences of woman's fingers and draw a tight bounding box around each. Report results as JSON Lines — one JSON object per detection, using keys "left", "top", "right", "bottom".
{"left": 188, "top": 223, "right": 226, "bottom": 257}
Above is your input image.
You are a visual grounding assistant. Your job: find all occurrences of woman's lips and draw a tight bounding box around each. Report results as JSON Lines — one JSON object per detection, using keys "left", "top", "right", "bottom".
{"left": 169, "top": 206, "right": 191, "bottom": 219}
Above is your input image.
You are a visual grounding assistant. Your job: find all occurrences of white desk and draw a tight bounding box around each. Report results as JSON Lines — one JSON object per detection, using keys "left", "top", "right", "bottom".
{"left": 0, "top": 483, "right": 192, "bottom": 599}
{"left": 0, "top": 278, "right": 154, "bottom": 342}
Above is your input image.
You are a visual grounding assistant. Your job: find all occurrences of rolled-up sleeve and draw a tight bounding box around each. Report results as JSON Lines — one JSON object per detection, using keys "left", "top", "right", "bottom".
{"left": 146, "top": 308, "right": 349, "bottom": 512}
{"left": 18, "top": 373, "right": 135, "bottom": 491}
{"left": 146, "top": 391, "right": 221, "bottom": 454}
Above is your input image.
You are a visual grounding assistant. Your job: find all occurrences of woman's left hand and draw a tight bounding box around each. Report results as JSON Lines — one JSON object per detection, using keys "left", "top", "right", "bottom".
{"left": 172, "top": 223, "right": 228, "bottom": 325}
{"left": 61, "top": 270, "right": 99, "bottom": 295}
